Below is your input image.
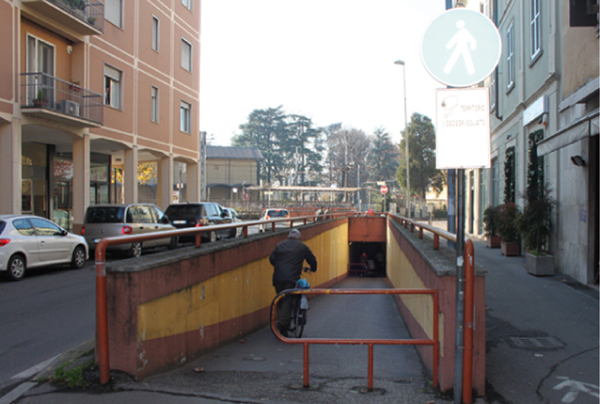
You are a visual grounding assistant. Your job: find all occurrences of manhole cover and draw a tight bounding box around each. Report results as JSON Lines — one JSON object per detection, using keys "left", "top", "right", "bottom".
{"left": 509, "top": 337, "right": 564, "bottom": 349}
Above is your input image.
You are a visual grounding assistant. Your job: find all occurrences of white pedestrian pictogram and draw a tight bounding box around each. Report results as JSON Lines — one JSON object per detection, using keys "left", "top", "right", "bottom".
{"left": 553, "top": 376, "right": 600, "bottom": 403}
{"left": 443, "top": 20, "right": 476, "bottom": 75}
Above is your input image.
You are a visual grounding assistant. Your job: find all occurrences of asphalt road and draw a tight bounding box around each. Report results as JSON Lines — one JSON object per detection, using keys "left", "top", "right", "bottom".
{"left": 0, "top": 221, "right": 262, "bottom": 394}
{"left": 0, "top": 262, "right": 96, "bottom": 393}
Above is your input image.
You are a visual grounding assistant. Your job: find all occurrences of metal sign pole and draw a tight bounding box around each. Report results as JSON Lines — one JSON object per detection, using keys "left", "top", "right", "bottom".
{"left": 453, "top": 168, "right": 466, "bottom": 404}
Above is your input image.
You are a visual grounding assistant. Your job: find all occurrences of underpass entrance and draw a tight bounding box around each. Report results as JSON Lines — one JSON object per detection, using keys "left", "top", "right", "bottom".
{"left": 349, "top": 242, "right": 386, "bottom": 277}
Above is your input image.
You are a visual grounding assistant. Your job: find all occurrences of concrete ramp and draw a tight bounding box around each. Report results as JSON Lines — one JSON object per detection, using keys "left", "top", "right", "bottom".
{"left": 122, "top": 277, "right": 442, "bottom": 404}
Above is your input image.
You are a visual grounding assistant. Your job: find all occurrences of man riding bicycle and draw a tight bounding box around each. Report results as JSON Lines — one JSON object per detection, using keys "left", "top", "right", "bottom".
{"left": 270, "top": 229, "right": 317, "bottom": 337}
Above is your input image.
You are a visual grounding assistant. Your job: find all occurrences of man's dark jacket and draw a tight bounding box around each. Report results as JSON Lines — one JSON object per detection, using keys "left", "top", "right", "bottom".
{"left": 269, "top": 238, "right": 317, "bottom": 284}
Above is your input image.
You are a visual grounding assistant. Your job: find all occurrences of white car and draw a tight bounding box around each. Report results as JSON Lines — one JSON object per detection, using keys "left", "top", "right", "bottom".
{"left": 258, "top": 209, "right": 291, "bottom": 232}
{"left": 0, "top": 215, "right": 89, "bottom": 281}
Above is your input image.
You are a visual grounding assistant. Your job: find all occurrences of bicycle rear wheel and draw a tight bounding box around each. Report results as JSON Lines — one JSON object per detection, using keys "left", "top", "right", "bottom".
{"left": 290, "top": 296, "right": 305, "bottom": 338}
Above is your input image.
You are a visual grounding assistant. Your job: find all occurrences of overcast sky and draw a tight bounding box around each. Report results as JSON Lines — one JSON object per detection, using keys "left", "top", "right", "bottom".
{"left": 200, "top": 1, "right": 449, "bottom": 146}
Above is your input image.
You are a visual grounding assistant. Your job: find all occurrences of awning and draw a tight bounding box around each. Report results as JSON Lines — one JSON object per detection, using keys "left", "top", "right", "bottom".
{"left": 537, "top": 109, "right": 599, "bottom": 156}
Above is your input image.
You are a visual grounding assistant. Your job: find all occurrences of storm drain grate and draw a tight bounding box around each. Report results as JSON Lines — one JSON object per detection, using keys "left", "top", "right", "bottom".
{"left": 509, "top": 337, "right": 564, "bottom": 349}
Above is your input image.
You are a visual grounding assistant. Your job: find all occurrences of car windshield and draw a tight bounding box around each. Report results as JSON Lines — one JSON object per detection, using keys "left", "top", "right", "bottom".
{"left": 165, "top": 205, "right": 201, "bottom": 219}
{"left": 86, "top": 207, "right": 125, "bottom": 223}
{"left": 267, "top": 210, "right": 288, "bottom": 218}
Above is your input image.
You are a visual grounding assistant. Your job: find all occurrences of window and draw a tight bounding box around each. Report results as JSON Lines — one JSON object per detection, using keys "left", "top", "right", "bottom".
{"left": 182, "top": 0, "right": 192, "bottom": 11}
{"left": 152, "top": 16, "right": 159, "bottom": 52}
{"left": 491, "top": 158, "right": 499, "bottom": 206}
{"left": 31, "top": 218, "right": 62, "bottom": 236}
{"left": 180, "top": 101, "right": 191, "bottom": 133}
{"left": 13, "top": 219, "right": 35, "bottom": 236}
{"left": 104, "top": 65, "right": 122, "bottom": 110}
{"left": 530, "top": 0, "right": 541, "bottom": 59}
{"left": 506, "top": 24, "right": 515, "bottom": 91}
{"left": 490, "top": 71, "right": 497, "bottom": 111}
{"left": 151, "top": 86, "right": 159, "bottom": 122}
{"left": 105, "top": 0, "right": 122, "bottom": 28}
{"left": 181, "top": 39, "right": 192, "bottom": 72}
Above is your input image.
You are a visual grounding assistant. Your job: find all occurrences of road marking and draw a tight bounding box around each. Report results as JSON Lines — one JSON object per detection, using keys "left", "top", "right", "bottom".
{"left": 0, "top": 382, "right": 36, "bottom": 404}
{"left": 10, "top": 354, "right": 60, "bottom": 380}
{"left": 553, "top": 376, "right": 600, "bottom": 403}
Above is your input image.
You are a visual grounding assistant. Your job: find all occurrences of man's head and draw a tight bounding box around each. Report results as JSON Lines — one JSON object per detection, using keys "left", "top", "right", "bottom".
{"left": 288, "top": 229, "right": 301, "bottom": 239}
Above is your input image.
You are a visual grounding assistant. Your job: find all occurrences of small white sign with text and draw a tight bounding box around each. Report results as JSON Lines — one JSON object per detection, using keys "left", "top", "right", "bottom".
{"left": 436, "top": 87, "right": 491, "bottom": 169}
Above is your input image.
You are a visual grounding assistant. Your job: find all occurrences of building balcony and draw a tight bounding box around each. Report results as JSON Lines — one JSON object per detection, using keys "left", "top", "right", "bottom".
{"left": 21, "top": 73, "right": 103, "bottom": 127}
{"left": 21, "top": 0, "right": 104, "bottom": 36}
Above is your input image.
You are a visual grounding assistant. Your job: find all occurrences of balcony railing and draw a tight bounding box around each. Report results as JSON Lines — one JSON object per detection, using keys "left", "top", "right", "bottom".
{"left": 23, "top": 0, "right": 104, "bottom": 34}
{"left": 21, "top": 72, "right": 103, "bottom": 125}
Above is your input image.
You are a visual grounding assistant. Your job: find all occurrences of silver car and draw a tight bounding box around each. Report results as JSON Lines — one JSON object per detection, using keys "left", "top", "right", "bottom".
{"left": 222, "top": 207, "right": 243, "bottom": 238}
{"left": 0, "top": 215, "right": 88, "bottom": 281}
{"left": 82, "top": 204, "right": 176, "bottom": 258}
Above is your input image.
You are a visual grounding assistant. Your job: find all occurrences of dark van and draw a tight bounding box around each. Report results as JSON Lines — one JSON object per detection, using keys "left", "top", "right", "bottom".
{"left": 165, "top": 203, "right": 232, "bottom": 243}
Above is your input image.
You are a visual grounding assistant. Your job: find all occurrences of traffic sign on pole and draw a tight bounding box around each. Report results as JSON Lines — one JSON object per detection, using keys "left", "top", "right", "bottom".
{"left": 421, "top": 8, "right": 501, "bottom": 87}
{"left": 380, "top": 185, "right": 388, "bottom": 195}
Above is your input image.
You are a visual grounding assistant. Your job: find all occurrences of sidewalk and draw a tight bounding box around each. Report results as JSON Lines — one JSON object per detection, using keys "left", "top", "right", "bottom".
{"left": 7, "top": 220, "right": 598, "bottom": 404}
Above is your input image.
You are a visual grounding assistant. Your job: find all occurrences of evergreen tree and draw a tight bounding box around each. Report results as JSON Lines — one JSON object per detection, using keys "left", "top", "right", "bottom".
{"left": 396, "top": 113, "right": 445, "bottom": 198}
{"left": 367, "top": 127, "right": 399, "bottom": 182}
{"left": 233, "top": 106, "right": 287, "bottom": 184}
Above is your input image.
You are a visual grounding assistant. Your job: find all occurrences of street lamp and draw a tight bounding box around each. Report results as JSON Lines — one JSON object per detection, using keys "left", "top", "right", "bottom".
{"left": 394, "top": 59, "right": 410, "bottom": 219}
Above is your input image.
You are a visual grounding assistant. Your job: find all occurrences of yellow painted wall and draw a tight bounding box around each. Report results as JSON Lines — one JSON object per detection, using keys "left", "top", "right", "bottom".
{"left": 137, "top": 223, "right": 349, "bottom": 342}
{"left": 385, "top": 225, "right": 443, "bottom": 352}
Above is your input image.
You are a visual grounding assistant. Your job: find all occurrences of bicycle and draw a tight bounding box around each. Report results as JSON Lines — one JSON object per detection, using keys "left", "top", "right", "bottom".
{"left": 273, "top": 267, "right": 313, "bottom": 338}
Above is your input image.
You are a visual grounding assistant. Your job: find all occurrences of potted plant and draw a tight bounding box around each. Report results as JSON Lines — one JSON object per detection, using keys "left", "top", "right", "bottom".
{"left": 483, "top": 205, "right": 501, "bottom": 248}
{"left": 33, "top": 89, "right": 46, "bottom": 107}
{"left": 518, "top": 130, "right": 556, "bottom": 275}
{"left": 519, "top": 192, "right": 555, "bottom": 275}
{"left": 497, "top": 202, "right": 520, "bottom": 256}
{"left": 69, "top": 80, "right": 82, "bottom": 92}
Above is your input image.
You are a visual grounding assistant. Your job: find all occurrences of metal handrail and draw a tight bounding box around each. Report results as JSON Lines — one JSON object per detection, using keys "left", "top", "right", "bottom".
{"left": 387, "top": 213, "right": 476, "bottom": 403}
{"left": 270, "top": 288, "right": 439, "bottom": 391}
{"left": 95, "top": 211, "right": 355, "bottom": 384}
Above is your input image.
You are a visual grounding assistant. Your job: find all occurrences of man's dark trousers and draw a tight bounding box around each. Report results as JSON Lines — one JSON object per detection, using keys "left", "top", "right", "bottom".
{"left": 274, "top": 281, "right": 296, "bottom": 329}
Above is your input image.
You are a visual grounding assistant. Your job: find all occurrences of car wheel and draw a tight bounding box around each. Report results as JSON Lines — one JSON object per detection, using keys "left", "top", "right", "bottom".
{"left": 71, "top": 245, "right": 86, "bottom": 269}
{"left": 7, "top": 255, "right": 26, "bottom": 281}
{"left": 168, "top": 237, "right": 178, "bottom": 250}
{"left": 128, "top": 242, "right": 142, "bottom": 258}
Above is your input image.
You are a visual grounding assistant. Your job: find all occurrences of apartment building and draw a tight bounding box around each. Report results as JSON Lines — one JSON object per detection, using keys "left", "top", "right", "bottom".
{"left": 0, "top": 0, "right": 201, "bottom": 233}
{"left": 467, "top": 0, "right": 598, "bottom": 285}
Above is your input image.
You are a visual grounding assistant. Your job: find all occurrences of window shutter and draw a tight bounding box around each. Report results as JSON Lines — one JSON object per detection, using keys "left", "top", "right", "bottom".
{"left": 105, "top": 0, "right": 122, "bottom": 27}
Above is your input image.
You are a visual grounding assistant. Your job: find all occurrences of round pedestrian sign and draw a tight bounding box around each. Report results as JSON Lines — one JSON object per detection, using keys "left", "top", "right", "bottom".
{"left": 421, "top": 8, "right": 501, "bottom": 87}
{"left": 380, "top": 185, "right": 388, "bottom": 195}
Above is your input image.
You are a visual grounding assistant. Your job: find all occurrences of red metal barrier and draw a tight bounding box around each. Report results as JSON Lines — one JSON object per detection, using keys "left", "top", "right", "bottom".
{"left": 271, "top": 288, "right": 439, "bottom": 391}
{"left": 94, "top": 212, "right": 353, "bottom": 384}
{"left": 347, "top": 262, "right": 367, "bottom": 276}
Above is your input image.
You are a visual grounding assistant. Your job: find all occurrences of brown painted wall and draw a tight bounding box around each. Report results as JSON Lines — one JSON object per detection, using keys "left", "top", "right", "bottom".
{"left": 348, "top": 216, "right": 387, "bottom": 242}
{"left": 105, "top": 220, "right": 348, "bottom": 378}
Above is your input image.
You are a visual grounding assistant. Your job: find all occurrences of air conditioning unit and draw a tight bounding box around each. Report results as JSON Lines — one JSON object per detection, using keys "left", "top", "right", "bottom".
{"left": 61, "top": 100, "right": 80, "bottom": 116}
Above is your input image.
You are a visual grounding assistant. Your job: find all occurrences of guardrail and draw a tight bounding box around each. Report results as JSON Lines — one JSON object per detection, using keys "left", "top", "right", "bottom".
{"left": 270, "top": 288, "right": 439, "bottom": 391}
{"left": 94, "top": 211, "right": 354, "bottom": 384}
{"left": 388, "top": 213, "right": 475, "bottom": 403}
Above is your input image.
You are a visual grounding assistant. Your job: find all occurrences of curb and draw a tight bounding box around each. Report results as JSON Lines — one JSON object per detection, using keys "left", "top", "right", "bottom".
{"left": 34, "top": 340, "right": 95, "bottom": 381}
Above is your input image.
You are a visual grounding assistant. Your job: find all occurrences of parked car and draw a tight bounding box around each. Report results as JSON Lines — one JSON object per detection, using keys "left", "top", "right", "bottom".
{"left": 82, "top": 204, "right": 176, "bottom": 258}
{"left": 258, "top": 208, "right": 291, "bottom": 232}
{"left": 222, "top": 207, "right": 243, "bottom": 238}
{"left": 0, "top": 214, "right": 89, "bottom": 281}
{"left": 165, "top": 202, "right": 232, "bottom": 243}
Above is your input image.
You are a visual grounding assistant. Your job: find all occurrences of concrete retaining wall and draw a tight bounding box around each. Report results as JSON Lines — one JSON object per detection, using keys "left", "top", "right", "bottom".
{"left": 105, "top": 220, "right": 349, "bottom": 379}
{"left": 386, "top": 220, "right": 486, "bottom": 395}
